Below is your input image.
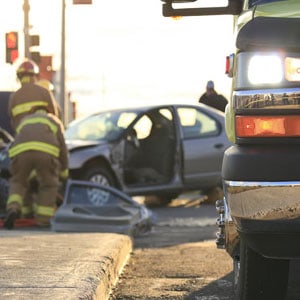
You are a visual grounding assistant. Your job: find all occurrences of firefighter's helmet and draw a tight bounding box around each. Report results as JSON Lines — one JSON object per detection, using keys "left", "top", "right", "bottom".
{"left": 16, "top": 59, "right": 39, "bottom": 79}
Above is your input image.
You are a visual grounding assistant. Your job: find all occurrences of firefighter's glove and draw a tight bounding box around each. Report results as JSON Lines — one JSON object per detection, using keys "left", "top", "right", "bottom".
{"left": 59, "top": 169, "right": 69, "bottom": 182}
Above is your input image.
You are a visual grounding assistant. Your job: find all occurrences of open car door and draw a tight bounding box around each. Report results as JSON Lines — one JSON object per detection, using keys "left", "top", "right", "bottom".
{"left": 52, "top": 180, "right": 153, "bottom": 236}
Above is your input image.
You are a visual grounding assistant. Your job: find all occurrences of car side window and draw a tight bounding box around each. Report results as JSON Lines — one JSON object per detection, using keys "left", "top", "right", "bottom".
{"left": 177, "top": 107, "right": 220, "bottom": 139}
{"left": 133, "top": 115, "right": 152, "bottom": 139}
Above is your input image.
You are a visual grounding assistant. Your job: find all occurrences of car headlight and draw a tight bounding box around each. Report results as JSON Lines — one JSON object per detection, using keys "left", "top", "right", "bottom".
{"left": 248, "top": 54, "right": 283, "bottom": 85}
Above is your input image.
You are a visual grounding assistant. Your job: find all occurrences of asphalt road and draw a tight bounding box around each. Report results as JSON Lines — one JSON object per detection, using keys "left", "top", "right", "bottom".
{"left": 110, "top": 194, "right": 300, "bottom": 300}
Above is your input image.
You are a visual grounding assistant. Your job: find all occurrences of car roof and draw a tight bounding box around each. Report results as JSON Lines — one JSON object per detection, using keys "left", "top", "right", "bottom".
{"left": 84, "top": 103, "right": 225, "bottom": 117}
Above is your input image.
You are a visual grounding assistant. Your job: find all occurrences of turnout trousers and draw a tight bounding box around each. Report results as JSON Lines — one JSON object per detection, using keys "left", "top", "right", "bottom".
{"left": 7, "top": 151, "right": 60, "bottom": 226}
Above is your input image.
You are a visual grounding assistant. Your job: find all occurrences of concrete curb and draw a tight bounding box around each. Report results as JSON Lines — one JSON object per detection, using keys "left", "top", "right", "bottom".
{"left": 0, "top": 231, "right": 133, "bottom": 300}
{"left": 90, "top": 234, "right": 133, "bottom": 300}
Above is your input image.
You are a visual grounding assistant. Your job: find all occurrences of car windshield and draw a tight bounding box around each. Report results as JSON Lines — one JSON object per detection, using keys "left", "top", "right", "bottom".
{"left": 65, "top": 110, "right": 139, "bottom": 142}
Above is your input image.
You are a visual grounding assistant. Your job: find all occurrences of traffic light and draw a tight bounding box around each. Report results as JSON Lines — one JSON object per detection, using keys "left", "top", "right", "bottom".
{"left": 5, "top": 32, "right": 19, "bottom": 64}
{"left": 30, "top": 34, "right": 40, "bottom": 64}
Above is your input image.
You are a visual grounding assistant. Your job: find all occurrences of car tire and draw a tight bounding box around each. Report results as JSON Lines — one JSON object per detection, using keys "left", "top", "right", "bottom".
{"left": 234, "top": 236, "right": 289, "bottom": 300}
{"left": 81, "top": 165, "right": 117, "bottom": 188}
{"left": 79, "top": 165, "right": 117, "bottom": 205}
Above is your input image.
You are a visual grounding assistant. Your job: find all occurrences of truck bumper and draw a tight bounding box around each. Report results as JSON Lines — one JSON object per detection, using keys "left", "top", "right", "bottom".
{"left": 222, "top": 145, "right": 300, "bottom": 259}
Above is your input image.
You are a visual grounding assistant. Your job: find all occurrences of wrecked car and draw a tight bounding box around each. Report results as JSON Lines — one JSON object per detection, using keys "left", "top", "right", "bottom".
{"left": 65, "top": 103, "right": 232, "bottom": 203}
{"left": 0, "top": 103, "right": 232, "bottom": 205}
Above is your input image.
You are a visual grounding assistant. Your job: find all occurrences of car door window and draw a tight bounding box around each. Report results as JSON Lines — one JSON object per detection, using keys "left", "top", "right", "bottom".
{"left": 177, "top": 107, "right": 220, "bottom": 139}
{"left": 133, "top": 115, "right": 152, "bottom": 139}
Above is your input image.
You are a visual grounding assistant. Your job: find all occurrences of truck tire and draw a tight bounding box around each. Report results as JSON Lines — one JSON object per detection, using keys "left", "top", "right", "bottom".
{"left": 234, "top": 237, "right": 289, "bottom": 300}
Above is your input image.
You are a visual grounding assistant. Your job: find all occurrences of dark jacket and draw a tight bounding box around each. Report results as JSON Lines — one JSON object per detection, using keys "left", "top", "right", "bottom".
{"left": 8, "top": 83, "right": 59, "bottom": 131}
{"left": 9, "top": 111, "right": 68, "bottom": 175}
{"left": 199, "top": 91, "right": 228, "bottom": 112}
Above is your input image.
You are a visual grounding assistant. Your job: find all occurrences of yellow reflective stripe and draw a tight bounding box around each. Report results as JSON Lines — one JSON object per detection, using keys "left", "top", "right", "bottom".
{"left": 22, "top": 206, "right": 33, "bottom": 215}
{"left": 35, "top": 205, "right": 55, "bottom": 217}
{"left": 11, "top": 101, "right": 48, "bottom": 117}
{"left": 7, "top": 194, "right": 23, "bottom": 206}
{"left": 20, "top": 76, "right": 31, "bottom": 84}
{"left": 9, "top": 141, "right": 59, "bottom": 158}
{"left": 60, "top": 169, "right": 69, "bottom": 179}
{"left": 16, "top": 117, "right": 58, "bottom": 135}
{"left": 28, "top": 169, "right": 37, "bottom": 181}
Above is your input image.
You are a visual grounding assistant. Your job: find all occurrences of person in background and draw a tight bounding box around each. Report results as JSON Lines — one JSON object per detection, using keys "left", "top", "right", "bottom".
{"left": 8, "top": 58, "right": 60, "bottom": 132}
{"left": 3, "top": 106, "right": 68, "bottom": 229}
{"left": 198, "top": 80, "right": 228, "bottom": 112}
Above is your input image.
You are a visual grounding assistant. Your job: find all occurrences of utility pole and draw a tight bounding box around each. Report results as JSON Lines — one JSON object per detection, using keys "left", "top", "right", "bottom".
{"left": 23, "top": 0, "right": 30, "bottom": 58}
{"left": 60, "top": 0, "right": 67, "bottom": 126}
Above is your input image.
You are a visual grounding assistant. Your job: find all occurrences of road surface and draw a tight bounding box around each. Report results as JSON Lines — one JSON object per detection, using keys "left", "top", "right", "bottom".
{"left": 110, "top": 194, "right": 300, "bottom": 300}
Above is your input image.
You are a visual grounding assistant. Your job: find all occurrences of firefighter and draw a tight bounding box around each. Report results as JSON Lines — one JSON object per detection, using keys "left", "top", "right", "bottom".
{"left": 8, "top": 58, "right": 60, "bottom": 132}
{"left": 37, "top": 79, "right": 63, "bottom": 121}
{"left": 4, "top": 106, "right": 68, "bottom": 229}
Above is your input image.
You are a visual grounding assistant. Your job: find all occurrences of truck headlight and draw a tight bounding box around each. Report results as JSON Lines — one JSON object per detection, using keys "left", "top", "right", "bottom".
{"left": 248, "top": 54, "right": 283, "bottom": 84}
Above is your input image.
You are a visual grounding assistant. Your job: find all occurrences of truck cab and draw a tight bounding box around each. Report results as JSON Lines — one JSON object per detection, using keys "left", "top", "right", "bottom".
{"left": 161, "top": 1, "right": 300, "bottom": 299}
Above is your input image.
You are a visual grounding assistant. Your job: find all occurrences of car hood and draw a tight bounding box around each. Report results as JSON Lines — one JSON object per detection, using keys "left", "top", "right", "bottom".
{"left": 66, "top": 139, "right": 106, "bottom": 151}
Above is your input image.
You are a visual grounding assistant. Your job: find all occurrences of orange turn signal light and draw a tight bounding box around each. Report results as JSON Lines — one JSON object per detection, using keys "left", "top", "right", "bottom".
{"left": 236, "top": 115, "right": 300, "bottom": 137}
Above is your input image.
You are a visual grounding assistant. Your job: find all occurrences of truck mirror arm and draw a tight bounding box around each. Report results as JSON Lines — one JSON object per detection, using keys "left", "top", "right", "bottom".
{"left": 162, "top": 0, "right": 243, "bottom": 17}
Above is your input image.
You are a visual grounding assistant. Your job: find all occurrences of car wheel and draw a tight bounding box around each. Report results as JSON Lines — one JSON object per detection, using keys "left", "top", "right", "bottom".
{"left": 80, "top": 165, "right": 117, "bottom": 205}
{"left": 234, "top": 236, "right": 289, "bottom": 300}
{"left": 81, "top": 165, "right": 116, "bottom": 187}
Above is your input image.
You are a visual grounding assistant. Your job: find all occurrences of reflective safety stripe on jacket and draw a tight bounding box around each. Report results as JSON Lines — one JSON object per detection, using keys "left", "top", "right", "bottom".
{"left": 11, "top": 101, "right": 49, "bottom": 117}
{"left": 9, "top": 141, "right": 60, "bottom": 158}
{"left": 34, "top": 204, "right": 56, "bottom": 217}
{"left": 9, "top": 113, "right": 61, "bottom": 159}
{"left": 7, "top": 193, "right": 23, "bottom": 206}
{"left": 16, "top": 116, "right": 58, "bottom": 135}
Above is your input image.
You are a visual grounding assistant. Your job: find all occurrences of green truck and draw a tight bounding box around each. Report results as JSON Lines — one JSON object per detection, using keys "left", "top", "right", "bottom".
{"left": 162, "top": 1, "right": 300, "bottom": 299}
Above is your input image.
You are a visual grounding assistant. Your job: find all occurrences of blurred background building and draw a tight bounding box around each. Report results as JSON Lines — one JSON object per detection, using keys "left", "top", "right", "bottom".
{"left": 0, "top": 0, "right": 234, "bottom": 124}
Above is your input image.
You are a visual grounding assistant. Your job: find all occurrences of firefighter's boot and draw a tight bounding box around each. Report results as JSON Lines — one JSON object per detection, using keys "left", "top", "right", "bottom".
{"left": 3, "top": 209, "right": 20, "bottom": 229}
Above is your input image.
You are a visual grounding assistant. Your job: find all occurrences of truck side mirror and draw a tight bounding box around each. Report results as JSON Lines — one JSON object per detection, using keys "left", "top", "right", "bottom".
{"left": 161, "top": 0, "right": 243, "bottom": 17}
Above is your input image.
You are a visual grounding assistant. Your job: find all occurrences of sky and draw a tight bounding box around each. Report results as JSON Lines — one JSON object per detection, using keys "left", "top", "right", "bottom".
{"left": 0, "top": 0, "right": 234, "bottom": 119}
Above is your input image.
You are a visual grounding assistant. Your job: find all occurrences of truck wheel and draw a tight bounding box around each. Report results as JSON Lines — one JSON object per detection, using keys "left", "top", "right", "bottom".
{"left": 234, "top": 237, "right": 289, "bottom": 300}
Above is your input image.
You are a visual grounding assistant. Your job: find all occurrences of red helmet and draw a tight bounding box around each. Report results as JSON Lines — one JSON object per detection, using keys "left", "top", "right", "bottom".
{"left": 16, "top": 59, "right": 39, "bottom": 79}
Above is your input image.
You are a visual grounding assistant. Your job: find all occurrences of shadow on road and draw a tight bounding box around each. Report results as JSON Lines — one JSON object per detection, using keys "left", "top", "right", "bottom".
{"left": 185, "top": 272, "right": 234, "bottom": 300}
{"left": 184, "top": 260, "right": 300, "bottom": 300}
